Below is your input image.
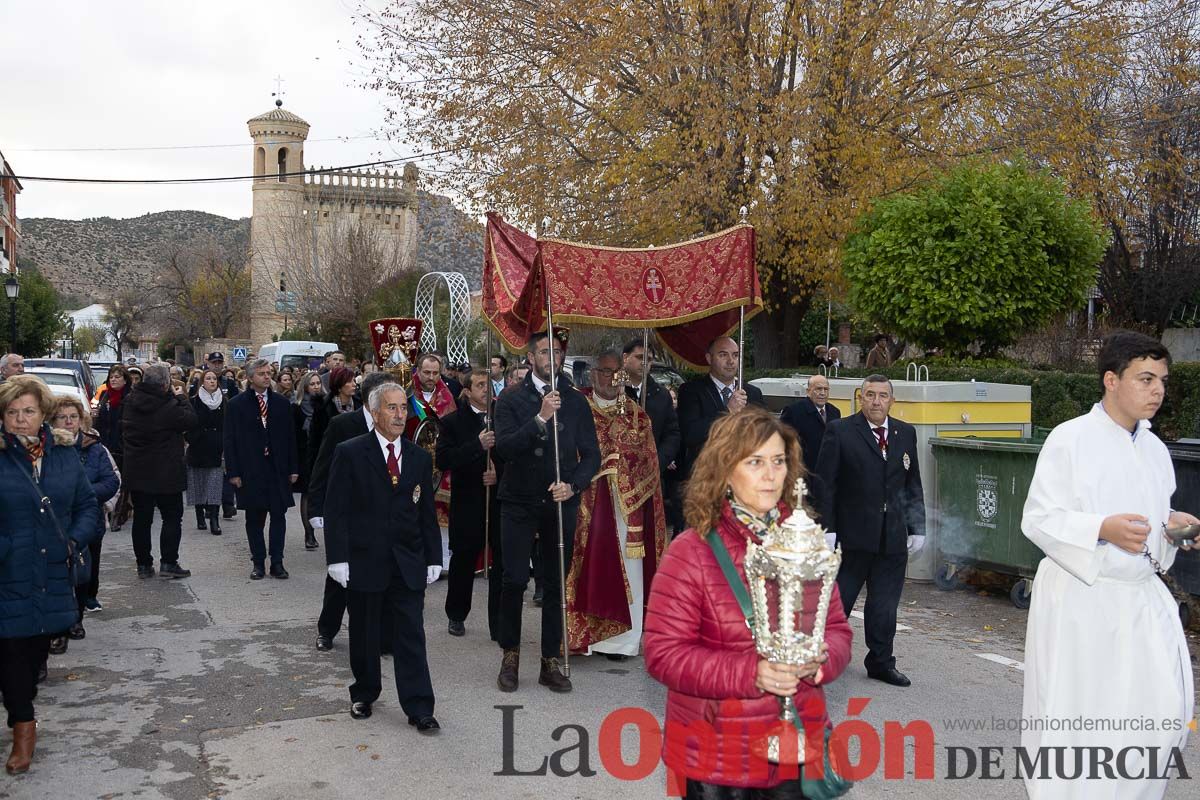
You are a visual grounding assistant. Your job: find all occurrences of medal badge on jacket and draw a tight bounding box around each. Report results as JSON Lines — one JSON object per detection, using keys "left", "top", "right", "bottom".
{"left": 902, "top": 452, "right": 911, "bottom": 471}
{"left": 412, "top": 484, "right": 421, "bottom": 504}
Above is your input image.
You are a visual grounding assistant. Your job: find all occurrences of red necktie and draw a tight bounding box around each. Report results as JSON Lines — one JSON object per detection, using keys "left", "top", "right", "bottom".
{"left": 386, "top": 442, "right": 400, "bottom": 486}
{"left": 873, "top": 426, "right": 887, "bottom": 456}
{"left": 258, "top": 393, "right": 270, "bottom": 455}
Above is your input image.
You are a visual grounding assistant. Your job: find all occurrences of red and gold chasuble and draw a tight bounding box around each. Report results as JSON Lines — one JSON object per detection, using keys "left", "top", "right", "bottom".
{"left": 566, "top": 391, "right": 667, "bottom": 653}
{"left": 405, "top": 379, "right": 457, "bottom": 527}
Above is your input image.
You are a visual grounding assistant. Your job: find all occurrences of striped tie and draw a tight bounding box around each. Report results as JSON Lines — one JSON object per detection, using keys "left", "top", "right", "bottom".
{"left": 257, "top": 393, "right": 268, "bottom": 427}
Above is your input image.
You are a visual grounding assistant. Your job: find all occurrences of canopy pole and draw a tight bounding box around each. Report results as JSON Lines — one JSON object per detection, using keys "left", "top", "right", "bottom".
{"left": 483, "top": 328, "right": 493, "bottom": 585}
{"left": 737, "top": 305, "right": 745, "bottom": 388}
{"left": 544, "top": 290, "right": 571, "bottom": 678}
{"left": 825, "top": 299, "right": 832, "bottom": 350}
{"left": 640, "top": 327, "right": 650, "bottom": 409}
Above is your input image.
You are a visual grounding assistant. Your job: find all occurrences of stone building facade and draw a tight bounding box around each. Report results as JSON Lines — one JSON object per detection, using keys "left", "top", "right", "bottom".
{"left": 246, "top": 101, "right": 419, "bottom": 346}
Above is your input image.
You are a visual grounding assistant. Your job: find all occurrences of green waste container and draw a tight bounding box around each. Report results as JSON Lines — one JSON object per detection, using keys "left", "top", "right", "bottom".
{"left": 930, "top": 436, "right": 1046, "bottom": 608}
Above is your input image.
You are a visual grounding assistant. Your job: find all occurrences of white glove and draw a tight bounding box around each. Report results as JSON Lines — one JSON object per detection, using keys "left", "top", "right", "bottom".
{"left": 907, "top": 535, "right": 926, "bottom": 554}
{"left": 824, "top": 532, "right": 838, "bottom": 550}
{"left": 310, "top": 517, "right": 324, "bottom": 528}
{"left": 328, "top": 562, "right": 349, "bottom": 588}
{"left": 426, "top": 565, "right": 443, "bottom": 584}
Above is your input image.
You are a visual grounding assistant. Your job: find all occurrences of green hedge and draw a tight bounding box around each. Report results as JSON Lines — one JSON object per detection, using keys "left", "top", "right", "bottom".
{"left": 727, "top": 362, "right": 1200, "bottom": 441}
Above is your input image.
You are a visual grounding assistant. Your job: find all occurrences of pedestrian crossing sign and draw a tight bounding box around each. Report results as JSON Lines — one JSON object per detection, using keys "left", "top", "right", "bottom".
{"left": 232, "top": 347, "right": 248, "bottom": 362}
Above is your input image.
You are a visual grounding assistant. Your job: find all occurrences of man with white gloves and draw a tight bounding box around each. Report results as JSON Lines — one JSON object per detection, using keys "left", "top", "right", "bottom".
{"left": 816, "top": 374, "right": 926, "bottom": 688}
{"left": 324, "top": 382, "right": 442, "bottom": 732}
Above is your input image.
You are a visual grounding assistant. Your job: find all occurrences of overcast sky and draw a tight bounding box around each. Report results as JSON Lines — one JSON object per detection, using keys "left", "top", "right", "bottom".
{"left": 2, "top": 0, "right": 419, "bottom": 221}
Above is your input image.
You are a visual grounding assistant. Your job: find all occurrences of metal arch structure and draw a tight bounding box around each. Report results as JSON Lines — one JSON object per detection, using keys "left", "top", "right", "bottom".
{"left": 413, "top": 271, "right": 473, "bottom": 366}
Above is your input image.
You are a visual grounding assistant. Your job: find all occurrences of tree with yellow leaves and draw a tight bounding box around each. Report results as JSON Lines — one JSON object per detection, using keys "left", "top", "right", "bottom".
{"left": 358, "top": 0, "right": 1134, "bottom": 364}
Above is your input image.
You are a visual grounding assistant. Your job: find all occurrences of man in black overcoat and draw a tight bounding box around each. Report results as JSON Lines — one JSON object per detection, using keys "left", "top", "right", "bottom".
{"left": 816, "top": 374, "right": 926, "bottom": 688}
{"left": 493, "top": 330, "right": 600, "bottom": 694}
{"left": 436, "top": 370, "right": 503, "bottom": 640}
{"left": 307, "top": 371, "right": 391, "bottom": 651}
{"left": 676, "top": 335, "right": 766, "bottom": 477}
{"left": 779, "top": 373, "right": 841, "bottom": 504}
{"left": 620, "top": 338, "right": 680, "bottom": 472}
{"left": 324, "top": 382, "right": 441, "bottom": 731}
{"left": 223, "top": 359, "right": 298, "bottom": 580}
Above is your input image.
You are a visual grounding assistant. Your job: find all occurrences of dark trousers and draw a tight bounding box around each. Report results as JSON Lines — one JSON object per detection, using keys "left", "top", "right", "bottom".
{"left": 82, "top": 535, "right": 102, "bottom": 600}
{"left": 318, "top": 575, "right": 348, "bottom": 640}
{"left": 684, "top": 779, "right": 807, "bottom": 799}
{"left": 0, "top": 636, "right": 51, "bottom": 727}
{"left": 836, "top": 548, "right": 907, "bottom": 673}
{"left": 244, "top": 504, "right": 287, "bottom": 568}
{"left": 346, "top": 576, "right": 434, "bottom": 717}
{"left": 498, "top": 500, "right": 577, "bottom": 658}
{"left": 318, "top": 565, "right": 393, "bottom": 651}
{"left": 131, "top": 491, "right": 183, "bottom": 566}
{"left": 444, "top": 505, "right": 504, "bottom": 639}
{"left": 222, "top": 474, "right": 236, "bottom": 510}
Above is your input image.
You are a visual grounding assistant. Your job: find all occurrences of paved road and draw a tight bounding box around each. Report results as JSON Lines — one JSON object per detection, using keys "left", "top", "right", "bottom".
{"left": 7, "top": 506, "right": 1198, "bottom": 799}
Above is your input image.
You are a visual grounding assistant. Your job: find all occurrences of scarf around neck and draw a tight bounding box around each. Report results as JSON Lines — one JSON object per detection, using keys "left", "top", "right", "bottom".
{"left": 198, "top": 387, "right": 223, "bottom": 411}
{"left": 727, "top": 497, "right": 783, "bottom": 541}
{"left": 6, "top": 428, "right": 48, "bottom": 479}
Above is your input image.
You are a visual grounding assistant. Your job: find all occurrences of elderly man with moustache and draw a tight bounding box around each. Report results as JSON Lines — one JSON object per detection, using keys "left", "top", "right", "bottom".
{"left": 323, "top": 382, "right": 441, "bottom": 731}
{"left": 779, "top": 374, "right": 841, "bottom": 505}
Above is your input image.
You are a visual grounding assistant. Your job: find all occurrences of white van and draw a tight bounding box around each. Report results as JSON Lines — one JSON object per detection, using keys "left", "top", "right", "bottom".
{"left": 255, "top": 340, "right": 339, "bottom": 372}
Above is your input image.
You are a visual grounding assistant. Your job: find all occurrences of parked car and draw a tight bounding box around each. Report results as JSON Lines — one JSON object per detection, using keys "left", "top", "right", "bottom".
{"left": 27, "top": 366, "right": 91, "bottom": 407}
{"left": 26, "top": 358, "right": 98, "bottom": 400}
{"left": 89, "top": 361, "right": 118, "bottom": 392}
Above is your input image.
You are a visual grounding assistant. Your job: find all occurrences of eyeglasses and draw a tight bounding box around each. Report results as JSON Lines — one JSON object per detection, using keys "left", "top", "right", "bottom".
{"left": 53, "top": 413, "right": 80, "bottom": 422}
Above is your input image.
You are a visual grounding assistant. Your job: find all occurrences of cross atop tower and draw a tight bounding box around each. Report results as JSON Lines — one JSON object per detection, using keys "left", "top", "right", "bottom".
{"left": 271, "top": 75, "right": 286, "bottom": 106}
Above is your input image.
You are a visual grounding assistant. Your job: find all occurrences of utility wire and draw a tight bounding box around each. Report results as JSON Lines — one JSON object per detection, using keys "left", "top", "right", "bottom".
{"left": 7, "top": 155, "right": 451, "bottom": 185}
{"left": 7, "top": 134, "right": 382, "bottom": 153}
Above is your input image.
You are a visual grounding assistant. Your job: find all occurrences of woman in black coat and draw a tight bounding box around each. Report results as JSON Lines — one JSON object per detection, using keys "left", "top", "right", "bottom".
{"left": 186, "top": 370, "right": 225, "bottom": 535}
{"left": 306, "top": 367, "right": 360, "bottom": 476}
{"left": 293, "top": 371, "right": 325, "bottom": 549}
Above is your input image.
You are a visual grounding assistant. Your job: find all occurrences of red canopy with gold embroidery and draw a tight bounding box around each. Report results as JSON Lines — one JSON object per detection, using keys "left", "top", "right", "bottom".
{"left": 482, "top": 213, "right": 761, "bottom": 367}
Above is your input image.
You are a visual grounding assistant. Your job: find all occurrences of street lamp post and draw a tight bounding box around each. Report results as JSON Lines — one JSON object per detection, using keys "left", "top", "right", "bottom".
{"left": 4, "top": 274, "right": 18, "bottom": 351}
{"left": 66, "top": 316, "right": 75, "bottom": 359}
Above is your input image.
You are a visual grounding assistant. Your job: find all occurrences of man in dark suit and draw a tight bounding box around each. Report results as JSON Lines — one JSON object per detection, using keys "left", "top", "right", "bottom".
{"left": 677, "top": 335, "right": 766, "bottom": 476}
{"left": 620, "top": 338, "right": 680, "bottom": 473}
{"left": 324, "top": 381, "right": 441, "bottom": 731}
{"left": 816, "top": 374, "right": 926, "bottom": 688}
{"left": 494, "top": 330, "right": 600, "bottom": 694}
{"left": 307, "top": 371, "right": 392, "bottom": 651}
{"left": 779, "top": 374, "right": 841, "bottom": 499}
{"left": 223, "top": 359, "right": 298, "bottom": 580}
{"left": 437, "top": 370, "right": 502, "bottom": 640}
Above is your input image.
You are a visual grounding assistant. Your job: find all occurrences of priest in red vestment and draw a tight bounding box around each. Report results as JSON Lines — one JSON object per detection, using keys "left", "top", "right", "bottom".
{"left": 566, "top": 350, "right": 668, "bottom": 657}
{"left": 405, "top": 353, "right": 458, "bottom": 568}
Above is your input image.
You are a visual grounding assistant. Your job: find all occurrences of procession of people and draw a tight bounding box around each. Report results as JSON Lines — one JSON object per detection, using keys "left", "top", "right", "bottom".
{"left": 3, "top": 324, "right": 1197, "bottom": 799}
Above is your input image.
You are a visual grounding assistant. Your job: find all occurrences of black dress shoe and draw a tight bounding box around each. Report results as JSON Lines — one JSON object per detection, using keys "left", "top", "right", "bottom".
{"left": 315, "top": 635, "right": 333, "bottom": 651}
{"left": 448, "top": 619, "right": 465, "bottom": 637}
{"left": 304, "top": 532, "right": 319, "bottom": 550}
{"left": 68, "top": 622, "right": 86, "bottom": 640}
{"left": 408, "top": 715, "right": 440, "bottom": 735}
{"left": 36, "top": 660, "right": 47, "bottom": 684}
{"left": 350, "top": 702, "right": 372, "bottom": 719}
{"left": 137, "top": 564, "right": 155, "bottom": 579}
{"left": 604, "top": 653, "right": 628, "bottom": 662}
{"left": 250, "top": 566, "right": 265, "bottom": 580}
{"left": 867, "top": 667, "right": 911, "bottom": 687}
{"left": 222, "top": 506, "right": 237, "bottom": 520}
{"left": 269, "top": 565, "right": 289, "bottom": 579}
{"left": 48, "top": 636, "right": 68, "bottom": 655}
{"left": 532, "top": 587, "right": 544, "bottom": 607}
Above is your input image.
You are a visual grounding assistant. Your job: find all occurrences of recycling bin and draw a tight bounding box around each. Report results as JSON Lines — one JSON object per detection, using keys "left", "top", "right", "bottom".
{"left": 928, "top": 436, "right": 1045, "bottom": 607}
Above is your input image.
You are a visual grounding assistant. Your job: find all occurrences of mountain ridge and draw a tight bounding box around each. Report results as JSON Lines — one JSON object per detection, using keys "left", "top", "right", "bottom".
{"left": 18, "top": 191, "right": 484, "bottom": 307}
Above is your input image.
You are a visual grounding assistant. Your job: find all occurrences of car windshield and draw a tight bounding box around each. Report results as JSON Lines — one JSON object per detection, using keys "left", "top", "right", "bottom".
{"left": 33, "top": 372, "right": 79, "bottom": 387}
{"left": 281, "top": 355, "right": 323, "bottom": 370}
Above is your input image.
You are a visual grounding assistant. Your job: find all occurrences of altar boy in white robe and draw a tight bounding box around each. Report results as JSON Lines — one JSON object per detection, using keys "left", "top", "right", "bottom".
{"left": 1021, "top": 331, "right": 1196, "bottom": 800}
